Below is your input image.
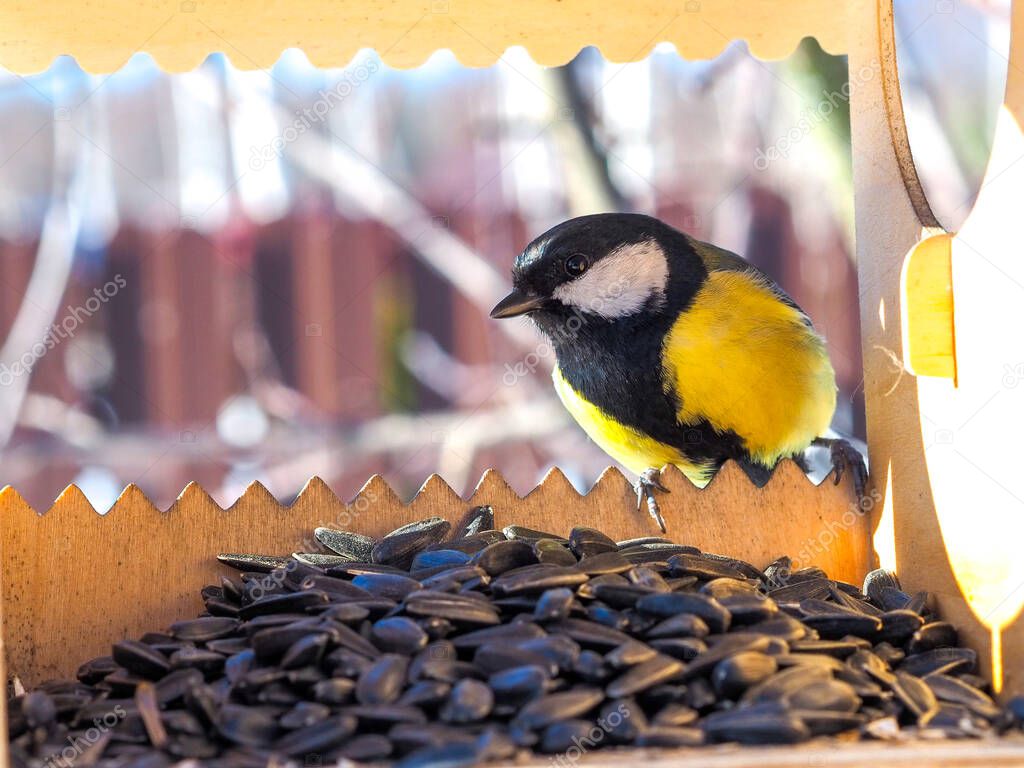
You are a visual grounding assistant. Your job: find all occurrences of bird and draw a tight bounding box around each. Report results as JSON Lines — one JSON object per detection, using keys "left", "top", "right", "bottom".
{"left": 490, "top": 212, "right": 866, "bottom": 531}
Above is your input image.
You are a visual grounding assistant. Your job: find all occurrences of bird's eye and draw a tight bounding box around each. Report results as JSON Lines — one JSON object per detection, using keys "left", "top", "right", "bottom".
{"left": 564, "top": 253, "right": 590, "bottom": 277}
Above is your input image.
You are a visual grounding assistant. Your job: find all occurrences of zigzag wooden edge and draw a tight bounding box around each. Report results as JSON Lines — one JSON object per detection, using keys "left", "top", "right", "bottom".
{"left": 3, "top": 458, "right": 856, "bottom": 518}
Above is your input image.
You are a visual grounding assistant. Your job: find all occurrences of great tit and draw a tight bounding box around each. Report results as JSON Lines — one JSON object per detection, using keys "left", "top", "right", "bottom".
{"left": 491, "top": 213, "right": 865, "bottom": 530}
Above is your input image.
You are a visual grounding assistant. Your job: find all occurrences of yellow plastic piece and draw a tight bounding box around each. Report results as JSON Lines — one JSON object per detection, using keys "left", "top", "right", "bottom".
{"left": 900, "top": 233, "right": 956, "bottom": 380}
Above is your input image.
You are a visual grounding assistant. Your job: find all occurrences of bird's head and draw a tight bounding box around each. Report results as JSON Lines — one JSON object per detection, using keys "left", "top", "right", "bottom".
{"left": 491, "top": 213, "right": 696, "bottom": 333}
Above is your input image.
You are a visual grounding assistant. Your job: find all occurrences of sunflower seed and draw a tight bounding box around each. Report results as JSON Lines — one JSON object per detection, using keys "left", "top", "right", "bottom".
{"left": 711, "top": 651, "right": 778, "bottom": 698}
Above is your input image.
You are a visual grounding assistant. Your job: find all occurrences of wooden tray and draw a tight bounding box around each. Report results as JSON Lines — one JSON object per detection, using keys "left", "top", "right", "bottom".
{"left": 6, "top": 465, "right": 1024, "bottom": 766}
{"left": 0, "top": 461, "right": 866, "bottom": 687}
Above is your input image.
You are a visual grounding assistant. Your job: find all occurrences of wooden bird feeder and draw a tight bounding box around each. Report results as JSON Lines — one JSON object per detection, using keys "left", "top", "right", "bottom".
{"left": 2, "top": 0, "right": 1024, "bottom": 765}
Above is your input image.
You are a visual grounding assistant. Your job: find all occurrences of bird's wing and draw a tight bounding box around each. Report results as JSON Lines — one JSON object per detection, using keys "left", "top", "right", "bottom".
{"left": 684, "top": 235, "right": 809, "bottom": 319}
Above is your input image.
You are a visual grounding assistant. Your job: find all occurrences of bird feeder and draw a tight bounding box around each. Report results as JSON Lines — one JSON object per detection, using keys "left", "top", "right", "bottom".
{"left": 2, "top": 0, "right": 1023, "bottom": 764}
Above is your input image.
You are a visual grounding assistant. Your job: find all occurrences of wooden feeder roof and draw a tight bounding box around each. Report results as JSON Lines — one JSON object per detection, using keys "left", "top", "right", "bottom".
{"left": 0, "top": 0, "right": 854, "bottom": 74}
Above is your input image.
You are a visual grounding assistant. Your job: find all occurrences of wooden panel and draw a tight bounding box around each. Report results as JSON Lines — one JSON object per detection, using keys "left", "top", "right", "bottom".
{"left": 0, "top": 461, "right": 862, "bottom": 687}
{"left": 0, "top": 0, "right": 856, "bottom": 74}
{"left": 907, "top": 1, "right": 1024, "bottom": 699}
{"left": 852, "top": 0, "right": 1024, "bottom": 698}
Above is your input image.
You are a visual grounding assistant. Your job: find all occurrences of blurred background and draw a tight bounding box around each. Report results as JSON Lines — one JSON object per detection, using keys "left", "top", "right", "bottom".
{"left": 0, "top": 0, "right": 1010, "bottom": 511}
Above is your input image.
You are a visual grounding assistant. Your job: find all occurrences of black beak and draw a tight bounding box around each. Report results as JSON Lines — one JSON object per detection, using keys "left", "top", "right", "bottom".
{"left": 490, "top": 289, "right": 547, "bottom": 319}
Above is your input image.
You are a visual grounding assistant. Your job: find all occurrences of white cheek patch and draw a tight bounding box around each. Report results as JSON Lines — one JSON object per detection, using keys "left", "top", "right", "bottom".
{"left": 552, "top": 240, "right": 669, "bottom": 318}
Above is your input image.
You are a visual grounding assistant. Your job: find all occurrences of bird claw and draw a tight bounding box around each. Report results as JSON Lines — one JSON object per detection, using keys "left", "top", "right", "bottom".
{"left": 814, "top": 437, "right": 868, "bottom": 498}
{"left": 634, "top": 468, "right": 669, "bottom": 533}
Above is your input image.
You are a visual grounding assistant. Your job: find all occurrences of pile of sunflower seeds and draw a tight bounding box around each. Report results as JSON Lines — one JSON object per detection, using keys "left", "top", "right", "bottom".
{"left": 9, "top": 507, "right": 1024, "bottom": 768}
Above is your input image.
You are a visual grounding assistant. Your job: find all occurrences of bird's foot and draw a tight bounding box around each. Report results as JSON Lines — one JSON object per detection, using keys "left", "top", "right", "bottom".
{"left": 634, "top": 468, "right": 670, "bottom": 533}
{"left": 812, "top": 437, "right": 868, "bottom": 498}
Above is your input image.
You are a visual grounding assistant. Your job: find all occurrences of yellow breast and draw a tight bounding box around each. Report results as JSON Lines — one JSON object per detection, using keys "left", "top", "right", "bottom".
{"left": 552, "top": 367, "right": 716, "bottom": 485}
{"left": 662, "top": 270, "right": 836, "bottom": 466}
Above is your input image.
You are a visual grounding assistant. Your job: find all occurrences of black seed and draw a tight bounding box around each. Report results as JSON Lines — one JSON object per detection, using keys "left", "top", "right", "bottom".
{"left": 453, "top": 505, "right": 494, "bottom": 538}
{"left": 791, "top": 709, "right": 866, "bottom": 736}
{"left": 22, "top": 692, "right": 57, "bottom": 728}
{"left": 291, "top": 552, "right": 357, "bottom": 568}
{"left": 787, "top": 678, "right": 861, "bottom": 713}
{"left": 451, "top": 622, "right": 546, "bottom": 649}
{"left": 474, "top": 643, "right": 558, "bottom": 676}
{"left": 154, "top": 668, "right": 203, "bottom": 706}
{"left": 635, "top": 725, "right": 705, "bottom": 747}
{"left": 395, "top": 742, "right": 479, "bottom": 768}
{"left": 273, "top": 715, "right": 356, "bottom": 756}
{"left": 351, "top": 572, "right": 423, "bottom": 601}
{"left": 606, "top": 654, "right": 684, "bottom": 697}
{"left": 356, "top": 654, "right": 409, "bottom": 705}
{"left": 443, "top": 531, "right": 507, "bottom": 555}
{"left": 876, "top": 609, "right": 924, "bottom": 644}
{"left": 112, "top": 641, "right": 171, "bottom": 679}
{"left": 900, "top": 647, "right": 977, "bottom": 677}
{"left": 345, "top": 704, "right": 427, "bottom": 727}
{"left": 514, "top": 688, "right": 606, "bottom": 730}
{"left": 411, "top": 548, "right": 472, "bottom": 573}
{"left": 703, "top": 707, "right": 811, "bottom": 744}
{"left": 169, "top": 617, "right": 241, "bottom": 642}
{"left": 653, "top": 703, "right": 698, "bottom": 727}
{"left": 605, "top": 640, "right": 657, "bottom": 668}
{"left": 440, "top": 679, "right": 494, "bottom": 722}
{"left": 742, "top": 664, "right": 832, "bottom": 704}
{"left": 314, "top": 527, "right": 376, "bottom": 559}
{"left": 216, "top": 704, "right": 280, "bottom": 748}
{"left": 238, "top": 590, "right": 331, "bottom": 619}
{"left": 313, "top": 678, "right": 355, "bottom": 705}
{"left": 403, "top": 592, "right": 501, "bottom": 625}
{"left": 471, "top": 540, "right": 538, "bottom": 576}
{"left": 515, "top": 635, "right": 581, "bottom": 670}
{"left": 533, "top": 587, "right": 576, "bottom": 621}
{"left": 644, "top": 613, "right": 710, "bottom": 640}
{"left": 892, "top": 671, "right": 939, "bottom": 721}
{"left": 863, "top": 568, "right": 901, "bottom": 602}
{"left": 790, "top": 639, "right": 863, "bottom": 659}
{"left": 280, "top": 701, "right": 331, "bottom": 729}
{"left": 489, "top": 664, "right": 550, "bottom": 701}
{"left": 372, "top": 518, "right": 452, "bottom": 569}
{"left": 533, "top": 538, "right": 578, "bottom": 566}
{"left": 217, "top": 553, "right": 290, "bottom": 573}
{"left": 906, "top": 621, "right": 958, "bottom": 654}
{"left": 545, "top": 618, "right": 633, "bottom": 649}
{"left": 280, "top": 633, "right": 329, "bottom": 669}
{"left": 669, "top": 553, "right": 749, "bottom": 581}
{"left": 339, "top": 733, "right": 394, "bottom": 761}
{"left": 503, "top": 525, "right": 567, "bottom": 543}
{"left": 636, "top": 592, "right": 731, "bottom": 634}
{"left": 398, "top": 680, "right": 451, "bottom": 708}
{"left": 650, "top": 637, "right": 708, "bottom": 661}
{"left": 491, "top": 565, "right": 589, "bottom": 596}
{"left": 711, "top": 651, "right": 778, "bottom": 698}
{"left": 924, "top": 674, "right": 1001, "bottom": 720}
{"left": 568, "top": 526, "right": 618, "bottom": 558}
{"left": 371, "top": 616, "right": 429, "bottom": 655}
{"left": 768, "top": 577, "right": 833, "bottom": 603}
